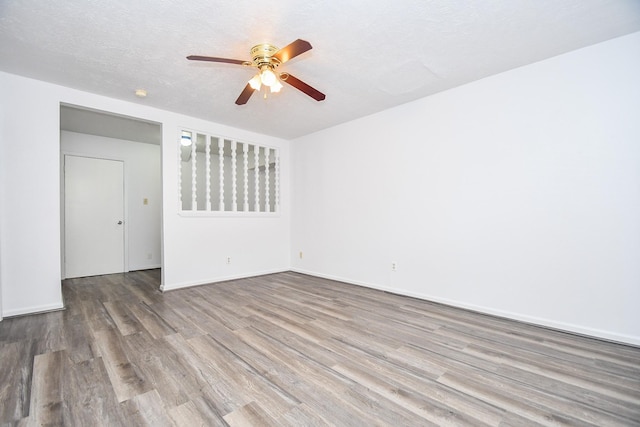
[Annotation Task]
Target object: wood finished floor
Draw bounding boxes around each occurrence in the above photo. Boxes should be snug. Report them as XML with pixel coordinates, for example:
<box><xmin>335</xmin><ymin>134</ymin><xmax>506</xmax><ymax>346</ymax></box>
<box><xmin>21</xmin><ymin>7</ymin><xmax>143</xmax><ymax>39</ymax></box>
<box><xmin>1</xmin><ymin>270</ymin><xmax>639</xmax><ymax>426</ymax></box>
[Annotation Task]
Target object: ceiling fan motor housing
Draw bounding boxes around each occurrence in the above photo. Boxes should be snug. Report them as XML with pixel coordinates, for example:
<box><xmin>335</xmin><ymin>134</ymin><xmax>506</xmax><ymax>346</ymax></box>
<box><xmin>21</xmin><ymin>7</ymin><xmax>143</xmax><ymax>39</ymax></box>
<box><xmin>250</xmin><ymin>43</ymin><xmax>280</xmax><ymax>69</ymax></box>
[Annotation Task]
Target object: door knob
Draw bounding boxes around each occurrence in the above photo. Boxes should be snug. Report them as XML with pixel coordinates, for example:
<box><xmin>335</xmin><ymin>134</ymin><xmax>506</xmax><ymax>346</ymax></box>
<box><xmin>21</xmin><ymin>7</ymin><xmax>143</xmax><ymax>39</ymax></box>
<box><xmin>117</xmin><ymin>220</ymin><xmax>123</xmax><ymax>225</ymax></box>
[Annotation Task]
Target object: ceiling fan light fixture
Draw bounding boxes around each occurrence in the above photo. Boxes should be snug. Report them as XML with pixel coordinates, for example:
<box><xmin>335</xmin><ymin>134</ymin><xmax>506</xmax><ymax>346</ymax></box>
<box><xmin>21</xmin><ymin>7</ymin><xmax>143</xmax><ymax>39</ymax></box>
<box><xmin>260</xmin><ymin>67</ymin><xmax>277</xmax><ymax>86</ymax></box>
<box><xmin>270</xmin><ymin>79</ymin><xmax>283</xmax><ymax>93</ymax></box>
<box><xmin>248</xmin><ymin>74</ymin><xmax>262</xmax><ymax>90</ymax></box>
<box><xmin>187</xmin><ymin>39</ymin><xmax>325</xmax><ymax>105</ymax></box>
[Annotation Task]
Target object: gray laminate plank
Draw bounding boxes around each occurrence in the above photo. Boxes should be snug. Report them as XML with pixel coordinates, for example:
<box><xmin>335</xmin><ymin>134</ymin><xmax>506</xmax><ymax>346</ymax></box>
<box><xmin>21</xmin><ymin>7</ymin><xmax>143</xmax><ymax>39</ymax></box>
<box><xmin>125</xmin><ymin>301</ymin><xmax>176</xmax><ymax>339</ymax></box>
<box><xmin>401</xmin><ymin>297</ymin><xmax>640</xmax><ymax>364</ymax></box>
<box><xmin>396</xmin><ymin>344</ymin><xmax>637</xmax><ymax>426</ymax></box>
<box><xmin>120</xmin><ymin>389</ymin><xmax>173</xmax><ymax>427</ymax></box>
<box><xmin>63</xmin><ymin>357</ymin><xmax>127</xmax><ymax>426</ymax></box>
<box><xmin>223</xmin><ymin>401</ymin><xmax>280</xmax><ymax>427</ymax></box>
<box><xmin>62</xmin><ymin>316</ymin><xmax>98</xmax><ymax>363</ymax></box>
<box><xmin>146</xmin><ymin>300</ymin><xmax>208</xmax><ymax>339</ymax></box>
<box><xmin>123</xmin><ymin>273</ymin><xmax>165</xmax><ymax>306</ymax></box>
<box><xmin>1</xmin><ymin>270</ymin><xmax>638</xmax><ymax>426</ymax></box>
<box><xmin>332</xmin><ymin>361</ymin><xmax>497</xmax><ymax>427</ymax></box>
<box><xmin>122</xmin><ymin>331</ymin><xmax>192</xmax><ymax>408</ymax></box>
<box><xmin>463</xmin><ymin>340</ymin><xmax>640</xmax><ymax>402</ymax></box>
<box><xmin>234</xmin><ymin>325</ymin><xmax>438</xmax><ymax>427</ymax></box>
<box><xmin>162</xmin><ymin>333</ymin><xmax>252</xmax><ymax>416</ymax></box>
<box><xmin>190</xmin><ymin>297</ymin><xmax>250</xmax><ymax>332</ymax></box>
<box><xmin>93</xmin><ymin>328</ymin><xmax>152</xmax><ymax>402</ymax></box>
<box><xmin>188</xmin><ymin>393</ymin><xmax>233</xmax><ymax>425</ymax></box>
<box><xmin>439</xmin><ymin>369</ymin><xmax>609</xmax><ymax>426</ymax></box>
<box><xmin>498</xmin><ymin>412</ymin><xmax>548</xmax><ymax>427</ymax></box>
<box><xmin>436</xmin><ymin>318</ymin><xmax>640</xmax><ymax>381</ymax></box>
<box><xmin>33</xmin><ymin>312</ymin><xmax>67</xmax><ymax>355</ymax></box>
<box><xmin>29</xmin><ymin>350</ymin><xmax>64</xmax><ymax>426</ymax></box>
<box><xmin>186</xmin><ymin>333</ymin><xmax>301</xmax><ymax>420</ymax></box>
<box><xmin>246</xmin><ymin>314</ymin><xmax>345</xmax><ymax>368</ymax></box>
<box><xmin>103</xmin><ymin>301</ymin><xmax>143</xmax><ymax>336</ymax></box>
<box><xmin>167</xmin><ymin>400</ymin><xmax>227</xmax><ymax>427</ymax></box>
<box><xmin>278</xmin><ymin>403</ymin><xmax>335</xmax><ymax>427</ymax></box>
<box><xmin>0</xmin><ymin>340</ymin><xmax>37</xmax><ymax>423</ymax></box>
<box><xmin>331</xmin><ymin>348</ymin><xmax>506</xmax><ymax>426</ymax></box>
<box><xmin>81</xmin><ymin>298</ymin><xmax>116</xmax><ymax>332</ymax></box>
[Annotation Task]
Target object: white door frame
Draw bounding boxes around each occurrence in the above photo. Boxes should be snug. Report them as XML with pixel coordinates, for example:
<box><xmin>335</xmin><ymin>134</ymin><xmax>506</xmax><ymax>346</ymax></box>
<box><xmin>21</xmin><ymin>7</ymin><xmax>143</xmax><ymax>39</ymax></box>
<box><xmin>61</xmin><ymin>151</ymin><xmax>129</xmax><ymax>279</ymax></box>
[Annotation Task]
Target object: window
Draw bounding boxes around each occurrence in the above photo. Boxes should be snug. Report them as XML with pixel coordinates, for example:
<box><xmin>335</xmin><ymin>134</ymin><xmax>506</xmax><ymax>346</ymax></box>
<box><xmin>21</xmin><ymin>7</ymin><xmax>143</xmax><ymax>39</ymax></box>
<box><xmin>179</xmin><ymin>129</ymin><xmax>279</xmax><ymax>214</ymax></box>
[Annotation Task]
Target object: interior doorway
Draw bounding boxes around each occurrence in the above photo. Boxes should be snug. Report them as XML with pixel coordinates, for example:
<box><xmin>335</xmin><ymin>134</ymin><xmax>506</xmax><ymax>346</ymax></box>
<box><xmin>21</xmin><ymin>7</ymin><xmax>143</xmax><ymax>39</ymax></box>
<box><xmin>60</xmin><ymin>104</ymin><xmax>163</xmax><ymax>285</ymax></box>
<box><xmin>64</xmin><ymin>155</ymin><xmax>125</xmax><ymax>278</ymax></box>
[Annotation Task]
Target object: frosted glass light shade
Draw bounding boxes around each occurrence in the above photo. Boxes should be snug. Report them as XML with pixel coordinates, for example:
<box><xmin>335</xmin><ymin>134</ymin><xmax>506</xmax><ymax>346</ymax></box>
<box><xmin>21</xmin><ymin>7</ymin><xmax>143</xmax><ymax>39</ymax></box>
<box><xmin>260</xmin><ymin>68</ymin><xmax>277</xmax><ymax>86</ymax></box>
<box><xmin>270</xmin><ymin>79</ymin><xmax>283</xmax><ymax>93</ymax></box>
<box><xmin>249</xmin><ymin>74</ymin><xmax>262</xmax><ymax>90</ymax></box>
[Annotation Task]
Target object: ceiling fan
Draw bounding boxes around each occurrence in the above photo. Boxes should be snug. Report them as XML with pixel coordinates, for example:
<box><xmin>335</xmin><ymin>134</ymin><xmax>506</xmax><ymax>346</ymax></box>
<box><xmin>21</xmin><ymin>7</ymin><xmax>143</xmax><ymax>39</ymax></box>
<box><xmin>187</xmin><ymin>39</ymin><xmax>326</xmax><ymax>105</ymax></box>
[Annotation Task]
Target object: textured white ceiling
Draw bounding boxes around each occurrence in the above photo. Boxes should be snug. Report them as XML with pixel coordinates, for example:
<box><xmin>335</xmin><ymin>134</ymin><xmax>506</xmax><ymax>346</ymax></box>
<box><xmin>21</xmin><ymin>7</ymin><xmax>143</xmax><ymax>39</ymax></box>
<box><xmin>2</xmin><ymin>0</ymin><xmax>639</xmax><ymax>139</ymax></box>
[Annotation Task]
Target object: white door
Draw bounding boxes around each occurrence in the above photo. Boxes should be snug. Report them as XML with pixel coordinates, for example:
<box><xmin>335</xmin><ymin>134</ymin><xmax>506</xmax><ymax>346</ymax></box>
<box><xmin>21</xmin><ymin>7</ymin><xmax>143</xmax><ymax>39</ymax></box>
<box><xmin>64</xmin><ymin>155</ymin><xmax>125</xmax><ymax>278</ymax></box>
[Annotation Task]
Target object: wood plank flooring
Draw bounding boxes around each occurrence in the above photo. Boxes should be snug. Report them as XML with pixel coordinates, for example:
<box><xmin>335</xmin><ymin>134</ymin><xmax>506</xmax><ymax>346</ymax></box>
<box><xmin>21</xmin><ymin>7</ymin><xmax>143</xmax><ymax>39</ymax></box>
<box><xmin>1</xmin><ymin>270</ymin><xmax>639</xmax><ymax>426</ymax></box>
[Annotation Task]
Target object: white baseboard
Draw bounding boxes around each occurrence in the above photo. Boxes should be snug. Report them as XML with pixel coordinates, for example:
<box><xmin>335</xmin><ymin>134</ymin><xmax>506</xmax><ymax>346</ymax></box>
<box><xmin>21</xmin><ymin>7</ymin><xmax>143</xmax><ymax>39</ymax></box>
<box><xmin>3</xmin><ymin>302</ymin><xmax>65</xmax><ymax>318</ymax></box>
<box><xmin>161</xmin><ymin>268</ymin><xmax>289</xmax><ymax>292</ymax></box>
<box><xmin>290</xmin><ymin>268</ymin><xmax>640</xmax><ymax>347</ymax></box>
<box><xmin>128</xmin><ymin>264</ymin><xmax>161</xmax><ymax>272</ymax></box>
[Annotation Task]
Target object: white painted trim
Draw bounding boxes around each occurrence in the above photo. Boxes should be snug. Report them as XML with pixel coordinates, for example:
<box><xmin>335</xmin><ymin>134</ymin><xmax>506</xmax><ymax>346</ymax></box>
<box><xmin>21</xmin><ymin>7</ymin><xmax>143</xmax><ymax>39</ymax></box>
<box><xmin>129</xmin><ymin>264</ymin><xmax>162</xmax><ymax>271</ymax></box>
<box><xmin>290</xmin><ymin>268</ymin><xmax>640</xmax><ymax>347</ymax></box>
<box><xmin>3</xmin><ymin>302</ymin><xmax>65</xmax><ymax>318</ymax></box>
<box><xmin>177</xmin><ymin>211</ymin><xmax>280</xmax><ymax>218</ymax></box>
<box><xmin>161</xmin><ymin>268</ymin><xmax>288</xmax><ymax>292</ymax></box>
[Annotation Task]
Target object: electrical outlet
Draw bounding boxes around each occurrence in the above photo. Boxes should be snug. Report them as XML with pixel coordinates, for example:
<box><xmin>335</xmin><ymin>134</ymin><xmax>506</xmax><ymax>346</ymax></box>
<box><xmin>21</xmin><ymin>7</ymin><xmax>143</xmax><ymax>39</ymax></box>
<box><xmin>299</xmin><ymin>251</ymin><xmax>303</xmax><ymax>259</ymax></box>
<box><xmin>147</xmin><ymin>253</ymin><xmax>152</xmax><ymax>260</ymax></box>
<box><xmin>391</xmin><ymin>262</ymin><xmax>397</xmax><ymax>271</ymax></box>
<box><xmin>227</xmin><ymin>256</ymin><xmax>231</xmax><ymax>264</ymax></box>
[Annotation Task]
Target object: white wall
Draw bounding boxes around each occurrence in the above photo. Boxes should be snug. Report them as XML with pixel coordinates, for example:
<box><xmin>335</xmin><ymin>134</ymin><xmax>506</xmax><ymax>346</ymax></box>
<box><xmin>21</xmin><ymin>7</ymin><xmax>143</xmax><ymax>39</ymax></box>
<box><xmin>291</xmin><ymin>32</ymin><xmax>640</xmax><ymax>345</ymax></box>
<box><xmin>162</xmin><ymin>128</ymin><xmax>290</xmax><ymax>291</ymax></box>
<box><xmin>61</xmin><ymin>131</ymin><xmax>162</xmax><ymax>272</ymax></box>
<box><xmin>0</xmin><ymin>75</ymin><xmax>64</xmax><ymax>316</ymax></box>
<box><xmin>0</xmin><ymin>71</ymin><xmax>290</xmax><ymax>316</ymax></box>
<box><xmin>0</xmin><ymin>94</ymin><xmax>5</xmax><ymax>320</ymax></box>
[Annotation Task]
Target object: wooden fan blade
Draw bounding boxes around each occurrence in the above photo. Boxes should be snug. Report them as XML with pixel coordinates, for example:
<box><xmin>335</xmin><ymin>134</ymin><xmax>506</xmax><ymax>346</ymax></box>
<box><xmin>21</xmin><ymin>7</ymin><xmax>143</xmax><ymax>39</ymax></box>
<box><xmin>273</xmin><ymin>39</ymin><xmax>312</xmax><ymax>64</ymax></box>
<box><xmin>282</xmin><ymin>73</ymin><xmax>325</xmax><ymax>101</ymax></box>
<box><xmin>187</xmin><ymin>55</ymin><xmax>247</xmax><ymax>65</ymax></box>
<box><xmin>235</xmin><ymin>83</ymin><xmax>255</xmax><ymax>105</ymax></box>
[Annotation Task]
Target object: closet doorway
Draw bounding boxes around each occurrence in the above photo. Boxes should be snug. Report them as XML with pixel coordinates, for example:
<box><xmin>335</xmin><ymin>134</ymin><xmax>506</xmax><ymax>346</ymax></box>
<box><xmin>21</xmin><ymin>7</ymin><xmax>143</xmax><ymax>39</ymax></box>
<box><xmin>64</xmin><ymin>155</ymin><xmax>125</xmax><ymax>278</ymax></box>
